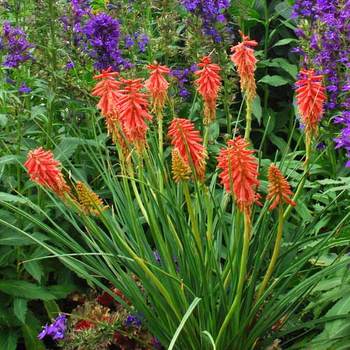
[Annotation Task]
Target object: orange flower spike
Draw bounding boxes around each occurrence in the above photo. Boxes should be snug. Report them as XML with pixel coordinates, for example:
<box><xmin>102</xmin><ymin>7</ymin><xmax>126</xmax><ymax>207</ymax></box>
<box><xmin>118</xmin><ymin>79</ymin><xmax>153</xmax><ymax>148</ymax></box>
<box><xmin>266</xmin><ymin>164</ymin><xmax>296</xmax><ymax>211</ymax></box>
<box><xmin>194</xmin><ymin>56</ymin><xmax>222</xmax><ymax>124</ymax></box>
<box><xmin>168</xmin><ymin>118</ymin><xmax>207</xmax><ymax>179</ymax></box>
<box><xmin>24</xmin><ymin>147</ymin><xmax>70</xmax><ymax>196</ymax></box>
<box><xmin>230</xmin><ymin>31</ymin><xmax>258</xmax><ymax>101</ymax></box>
<box><xmin>92</xmin><ymin>68</ymin><xmax>121</xmax><ymax>117</ymax></box>
<box><xmin>217</xmin><ymin>136</ymin><xmax>259</xmax><ymax>213</ymax></box>
<box><xmin>295</xmin><ymin>69</ymin><xmax>326</xmax><ymax>136</ymax></box>
<box><xmin>145</xmin><ymin>64</ymin><xmax>170</xmax><ymax>115</ymax></box>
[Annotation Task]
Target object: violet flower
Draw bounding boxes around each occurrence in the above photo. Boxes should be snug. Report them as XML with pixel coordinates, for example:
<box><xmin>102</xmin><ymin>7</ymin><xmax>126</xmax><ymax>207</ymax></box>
<box><xmin>124</xmin><ymin>314</ymin><xmax>142</xmax><ymax>328</ymax></box>
<box><xmin>38</xmin><ymin>314</ymin><xmax>67</xmax><ymax>341</ymax></box>
<box><xmin>18</xmin><ymin>82</ymin><xmax>31</xmax><ymax>94</ymax></box>
<box><xmin>83</xmin><ymin>12</ymin><xmax>129</xmax><ymax>71</ymax></box>
<box><xmin>180</xmin><ymin>0</ymin><xmax>231</xmax><ymax>41</ymax></box>
<box><xmin>0</xmin><ymin>21</ymin><xmax>34</xmax><ymax>68</ymax></box>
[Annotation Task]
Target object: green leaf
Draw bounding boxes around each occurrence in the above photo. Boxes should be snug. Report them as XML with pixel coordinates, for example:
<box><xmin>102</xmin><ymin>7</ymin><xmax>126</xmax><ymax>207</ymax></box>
<box><xmin>273</xmin><ymin>38</ymin><xmax>298</xmax><ymax>47</ymax></box>
<box><xmin>261</xmin><ymin>58</ymin><xmax>298</xmax><ymax>79</ymax></box>
<box><xmin>312</xmin><ymin>295</ymin><xmax>350</xmax><ymax>347</ymax></box>
<box><xmin>0</xmin><ymin>280</ymin><xmax>56</xmax><ymax>300</ymax></box>
<box><xmin>22</xmin><ymin>312</ymin><xmax>46</xmax><ymax>350</ymax></box>
<box><xmin>252</xmin><ymin>95</ymin><xmax>262</xmax><ymax>124</ymax></box>
<box><xmin>0</xmin><ymin>329</ymin><xmax>18</xmax><ymax>350</ymax></box>
<box><xmin>0</xmin><ymin>193</ymin><xmax>29</xmax><ymax>204</ymax></box>
<box><xmin>168</xmin><ymin>297</ymin><xmax>201</xmax><ymax>350</ymax></box>
<box><xmin>24</xmin><ymin>261</ymin><xmax>44</xmax><ymax>283</ymax></box>
<box><xmin>259</xmin><ymin>75</ymin><xmax>289</xmax><ymax>87</ymax></box>
<box><xmin>0</xmin><ymin>155</ymin><xmax>23</xmax><ymax>166</ymax></box>
<box><xmin>13</xmin><ymin>298</ymin><xmax>28</xmax><ymax>323</ymax></box>
<box><xmin>44</xmin><ymin>300</ymin><xmax>61</xmax><ymax>320</ymax></box>
<box><xmin>0</xmin><ymin>231</ymin><xmax>47</xmax><ymax>246</ymax></box>
<box><xmin>0</xmin><ymin>114</ymin><xmax>8</xmax><ymax>127</ymax></box>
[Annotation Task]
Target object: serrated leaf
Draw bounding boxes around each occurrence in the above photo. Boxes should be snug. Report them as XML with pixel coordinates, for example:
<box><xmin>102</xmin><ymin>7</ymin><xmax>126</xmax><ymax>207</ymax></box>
<box><xmin>13</xmin><ymin>298</ymin><xmax>28</xmax><ymax>323</ymax></box>
<box><xmin>259</xmin><ymin>75</ymin><xmax>289</xmax><ymax>87</ymax></box>
<box><xmin>0</xmin><ymin>280</ymin><xmax>56</xmax><ymax>300</ymax></box>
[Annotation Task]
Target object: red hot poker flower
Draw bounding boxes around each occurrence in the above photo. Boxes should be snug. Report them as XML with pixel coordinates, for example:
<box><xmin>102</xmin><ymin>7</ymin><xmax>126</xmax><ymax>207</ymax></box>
<box><xmin>217</xmin><ymin>136</ymin><xmax>259</xmax><ymax>213</ymax></box>
<box><xmin>194</xmin><ymin>56</ymin><xmax>221</xmax><ymax>124</ymax></box>
<box><xmin>295</xmin><ymin>69</ymin><xmax>326</xmax><ymax>136</ymax></box>
<box><xmin>230</xmin><ymin>31</ymin><xmax>258</xmax><ymax>101</ymax></box>
<box><xmin>168</xmin><ymin>118</ymin><xmax>207</xmax><ymax>180</ymax></box>
<box><xmin>118</xmin><ymin>79</ymin><xmax>153</xmax><ymax>149</ymax></box>
<box><xmin>266</xmin><ymin>164</ymin><xmax>296</xmax><ymax>211</ymax></box>
<box><xmin>24</xmin><ymin>147</ymin><xmax>70</xmax><ymax>196</ymax></box>
<box><xmin>92</xmin><ymin>68</ymin><xmax>121</xmax><ymax>117</ymax></box>
<box><xmin>145</xmin><ymin>64</ymin><xmax>170</xmax><ymax>115</ymax></box>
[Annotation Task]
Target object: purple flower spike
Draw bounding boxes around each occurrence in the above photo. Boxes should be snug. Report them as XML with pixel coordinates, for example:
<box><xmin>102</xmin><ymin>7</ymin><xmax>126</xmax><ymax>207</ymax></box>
<box><xmin>38</xmin><ymin>314</ymin><xmax>67</xmax><ymax>341</ymax></box>
<box><xmin>18</xmin><ymin>83</ymin><xmax>31</xmax><ymax>94</ymax></box>
<box><xmin>1</xmin><ymin>21</ymin><xmax>34</xmax><ymax>68</ymax></box>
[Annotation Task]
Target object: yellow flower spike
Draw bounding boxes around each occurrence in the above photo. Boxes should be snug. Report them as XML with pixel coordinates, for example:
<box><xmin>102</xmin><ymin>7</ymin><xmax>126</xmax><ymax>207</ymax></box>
<box><xmin>171</xmin><ymin>148</ymin><xmax>191</xmax><ymax>183</ymax></box>
<box><xmin>76</xmin><ymin>181</ymin><xmax>107</xmax><ymax>216</ymax></box>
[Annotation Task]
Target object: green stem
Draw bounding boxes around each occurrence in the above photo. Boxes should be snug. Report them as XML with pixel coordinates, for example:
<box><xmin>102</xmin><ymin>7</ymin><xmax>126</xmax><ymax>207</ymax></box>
<box><xmin>183</xmin><ymin>182</ymin><xmax>202</xmax><ymax>256</ymax></box>
<box><xmin>256</xmin><ymin>206</ymin><xmax>284</xmax><ymax>301</ymax></box>
<box><xmin>157</xmin><ymin>111</ymin><xmax>164</xmax><ymax>193</ymax></box>
<box><xmin>216</xmin><ymin>211</ymin><xmax>251</xmax><ymax>347</ymax></box>
<box><xmin>283</xmin><ymin>134</ymin><xmax>311</xmax><ymax>220</ymax></box>
<box><xmin>203</xmin><ymin>125</ymin><xmax>209</xmax><ymax>149</ymax></box>
<box><xmin>48</xmin><ymin>0</ymin><xmax>57</xmax><ymax>72</ymax></box>
<box><xmin>244</xmin><ymin>100</ymin><xmax>252</xmax><ymax>141</ymax></box>
<box><xmin>127</xmin><ymin>161</ymin><xmax>149</xmax><ymax>223</ymax></box>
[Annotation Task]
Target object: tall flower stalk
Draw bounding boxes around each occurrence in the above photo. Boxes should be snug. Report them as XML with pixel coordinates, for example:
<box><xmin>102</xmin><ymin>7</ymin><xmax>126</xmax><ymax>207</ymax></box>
<box><xmin>216</xmin><ymin>136</ymin><xmax>259</xmax><ymax>346</ymax></box>
<box><xmin>256</xmin><ymin>164</ymin><xmax>296</xmax><ymax>301</ymax></box>
<box><xmin>230</xmin><ymin>32</ymin><xmax>258</xmax><ymax>141</ymax></box>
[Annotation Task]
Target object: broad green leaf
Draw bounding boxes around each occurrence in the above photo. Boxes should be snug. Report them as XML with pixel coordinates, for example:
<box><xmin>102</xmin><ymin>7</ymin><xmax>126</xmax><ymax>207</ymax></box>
<box><xmin>0</xmin><ymin>114</ymin><xmax>8</xmax><ymax>127</ymax></box>
<box><xmin>0</xmin><ymin>329</ymin><xmax>18</xmax><ymax>350</ymax></box>
<box><xmin>24</xmin><ymin>261</ymin><xmax>44</xmax><ymax>283</ymax></box>
<box><xmin>311</xmin><ymin>295</ymin><xmax>350</xmax><ymax>348</ymax></box>
<box><xmin>273</xmin><ymin>38</ymin><xmax>298</xmax><ymax>47</ymax></box>
<box><xmin>252</xmin><ymin>95</ymin><xmax>262</xmax><ymax>124</ymax></box>
<box><xmin>22</xmin><ymin>312</ymin><xmax>46</xmax><ymax>350</ymax></box>
<box><xmin>44</xmin><ymin>300</ymin><xmax>61</xmax><ymax>320</ymax></box>
<box><xmin>0</xmin><ymin>193</ymin><xmax>29</xmax><ymax>204</ymax></box>
<box><xmin>0</xmin><ymin>280</ymin><xmax>56</xmax><ymax>300</ymax></box>
<box><xmin>13</xmin><ymin>298</ymin><xmax>28</xmax><ymax>323</ymax></box>
<box><xmin>259</xmin><ymin>75</ymin><xmax>289</xmax><ymax>87</ymax></box>
<box><xmin>261</xmin><ymin>58</ymin><xmax>298</xmax><ymax>78</ymax></box>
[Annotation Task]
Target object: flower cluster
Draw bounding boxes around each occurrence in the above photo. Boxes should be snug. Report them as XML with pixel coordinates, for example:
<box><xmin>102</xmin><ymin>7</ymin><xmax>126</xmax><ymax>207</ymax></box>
<box><xmin>83</xmin><ymin>13</ymin><xmax>129</xmax><ymax>71</ymax></box>
<box><xmin>170</xmin><ymin>65</ymin><xmax>197</xmax><ymax>99</ymax></box>
<box><xmin>168</xmin><ymin>118</ymin><xmax>207</xmax><ymax>181</ymax></box>
<box><xmin>123</xmin><ymin>32</ymin><xmax>149</xmax><ymax>53</ymax></box>
<box><xmin>145</xmin><ymin>64</ymin><xmax>170</xmax><ymax>114</ymax></box>
<box><xmin>230</xmin><ymin>31</ymin><xmax>258</xmax><ymax>102</ymax></box>
<box><xmin>24</xmin><ymin>148</ymin><xmax>70</xmax><ymax>196</ymax></box>
<box><xmin>0</xmin><ymin>21</ymin><xmax>33</xmax><ymax>68</ymax></box>
<box><xmin>293</xmin><ymin>0</ymin><xmax>350</xmax><ymax>166</ymax></box>
<box><xmin>180</xmin><ymin>0</ymin><xmax>231</xmax><ymax>42</ymax></box>
<box><xmin>38</xmin><ymin>314</ymin><xmax>67</xmax><ymax>341</ymax></box>
<box><xmin>217</xmin><ymin>136</ymin><xmax>259</xmax><ymax>214</ymax></box>
<box><xmin>195</xmin><ymin>56</ymin><xmax>221</xmax><ymax>124</ymax></box>
<box><xmin>266</xmin><ymin>164</ymin><xmax>295</xmax><ymax>211</ymax></box>
<box><xmin>295</xmin><ymin>69</ymin><xmax>326</xmax><ymax>137</ymax></box>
